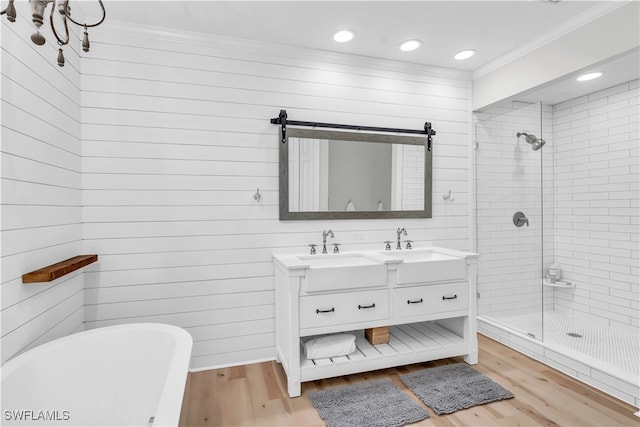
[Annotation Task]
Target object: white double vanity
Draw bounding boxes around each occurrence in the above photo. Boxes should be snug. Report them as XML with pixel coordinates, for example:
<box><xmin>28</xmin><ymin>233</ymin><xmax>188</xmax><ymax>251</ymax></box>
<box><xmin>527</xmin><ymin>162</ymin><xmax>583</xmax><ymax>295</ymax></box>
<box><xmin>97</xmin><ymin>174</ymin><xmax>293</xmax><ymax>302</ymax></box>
<box><xmin>273</xmin><ymin>246</ymin><xmax>479</xmax><ymax>397</ymax></box>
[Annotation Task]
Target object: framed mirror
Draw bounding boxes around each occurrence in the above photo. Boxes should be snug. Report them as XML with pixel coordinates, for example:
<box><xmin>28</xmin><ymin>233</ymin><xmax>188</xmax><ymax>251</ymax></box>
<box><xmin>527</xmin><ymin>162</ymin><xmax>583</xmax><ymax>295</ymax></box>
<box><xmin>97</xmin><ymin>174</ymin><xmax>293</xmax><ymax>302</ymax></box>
<box><xmin>279</xmin><ymin>128</ymin><xmax>432</xmax><ymax>220</ymax></box>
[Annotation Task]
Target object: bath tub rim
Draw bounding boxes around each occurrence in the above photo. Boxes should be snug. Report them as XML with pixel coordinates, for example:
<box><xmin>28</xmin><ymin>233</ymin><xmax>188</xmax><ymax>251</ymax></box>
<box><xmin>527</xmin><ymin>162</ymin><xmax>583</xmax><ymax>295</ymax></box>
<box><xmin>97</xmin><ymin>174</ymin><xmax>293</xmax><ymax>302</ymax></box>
<box><xmin>2</xmin><ymin>323</ymin><xmax>193</xmax><ymax>427</ymax></box>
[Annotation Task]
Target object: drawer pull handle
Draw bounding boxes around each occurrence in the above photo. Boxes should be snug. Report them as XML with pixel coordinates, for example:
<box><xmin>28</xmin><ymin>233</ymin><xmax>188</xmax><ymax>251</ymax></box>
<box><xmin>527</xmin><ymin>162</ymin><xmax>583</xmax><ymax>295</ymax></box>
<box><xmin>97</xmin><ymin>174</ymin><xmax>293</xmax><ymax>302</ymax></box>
<box><xmin>442</xmin><ymin>294</ymin><xmax>458</xmax><ymax>300</ymax></box>
<box><xmin>407</xmin><ymin>298</ymin><xmax>424</xmax><ymax>304</ymax></box>
<box><xmin>358</xmin><ymin>303</ymin><xmax>376</xmax><ymax>310</ymax></box>
<box><xmin>316</xmin><ymin>308</ymin><xmax>335</xmax><ymax>314</ymax></box>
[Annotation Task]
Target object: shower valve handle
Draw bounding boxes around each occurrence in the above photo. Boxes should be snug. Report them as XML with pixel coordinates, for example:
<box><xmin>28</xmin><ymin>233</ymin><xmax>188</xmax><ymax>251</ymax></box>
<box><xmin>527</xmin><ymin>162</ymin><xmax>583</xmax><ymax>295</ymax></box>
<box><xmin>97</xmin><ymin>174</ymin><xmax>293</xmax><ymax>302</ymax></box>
<box><xmin>513</xmin><ymin>211</ymin><xmax>529</xmax><ymax>227</ymax></box>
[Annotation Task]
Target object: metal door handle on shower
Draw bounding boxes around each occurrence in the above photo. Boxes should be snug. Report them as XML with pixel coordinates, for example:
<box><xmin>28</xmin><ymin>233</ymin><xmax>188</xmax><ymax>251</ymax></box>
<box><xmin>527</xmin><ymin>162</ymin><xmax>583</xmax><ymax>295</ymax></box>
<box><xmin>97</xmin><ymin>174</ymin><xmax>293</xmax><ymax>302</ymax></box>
<box><xmin>513</xmin><ymin>211</ymin><xmax>529</xmax><ymax>227</ymax></box>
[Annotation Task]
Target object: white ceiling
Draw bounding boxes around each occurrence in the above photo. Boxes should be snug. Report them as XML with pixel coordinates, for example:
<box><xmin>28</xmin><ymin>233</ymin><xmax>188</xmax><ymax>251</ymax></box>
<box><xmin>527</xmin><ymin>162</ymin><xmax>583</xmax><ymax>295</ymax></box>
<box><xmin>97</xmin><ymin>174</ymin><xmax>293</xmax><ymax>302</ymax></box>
<box><xmin>518</xmin><ymin>49</ymin><xmax>640</xmax><ymax>105</ymax></box>
<box><xmin>100</xmin><ymin>1</ymin><xmax>638</xmax><ymax>104</ymax></box>
<box><xmin>103</xmin><ymin>1</ymin><xmax>603</xmax><ymax>71</ymax></box>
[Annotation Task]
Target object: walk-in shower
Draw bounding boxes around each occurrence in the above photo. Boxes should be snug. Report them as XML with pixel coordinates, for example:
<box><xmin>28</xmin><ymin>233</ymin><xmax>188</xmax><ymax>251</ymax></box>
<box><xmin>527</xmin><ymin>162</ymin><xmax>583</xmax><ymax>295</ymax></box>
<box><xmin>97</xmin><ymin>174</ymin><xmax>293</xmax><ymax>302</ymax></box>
<box><xmin>474</xmin><ymin>99</ymin><xmax>639</xmax><ymax>408</ymax></box>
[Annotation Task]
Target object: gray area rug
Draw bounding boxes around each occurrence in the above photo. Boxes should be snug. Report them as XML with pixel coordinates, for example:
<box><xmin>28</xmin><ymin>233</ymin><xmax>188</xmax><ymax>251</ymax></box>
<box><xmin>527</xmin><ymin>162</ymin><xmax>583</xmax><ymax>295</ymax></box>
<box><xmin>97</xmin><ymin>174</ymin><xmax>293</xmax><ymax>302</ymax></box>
<box><xmin>400</xmin><ymin>363</ymin><xmax>514</xmax><ymax>415</ymax></box>
<box><xmin>309</xmin><ymin>378</ymin><xmax>429</xmax><ymax>427</ymax></box>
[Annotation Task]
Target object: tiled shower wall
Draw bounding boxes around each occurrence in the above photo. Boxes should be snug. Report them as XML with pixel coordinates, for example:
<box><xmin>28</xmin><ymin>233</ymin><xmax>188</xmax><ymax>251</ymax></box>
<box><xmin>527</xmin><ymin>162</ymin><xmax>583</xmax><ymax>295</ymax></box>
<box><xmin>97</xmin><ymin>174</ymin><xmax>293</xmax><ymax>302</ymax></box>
<box><xmin>474</xmin><ymin>102</ymin><xmax>554</xmax><ymax>328</ymax></box>
<box><xmin>552</xmin><ymin>79</ymin><xmax>639</xmax><ymax>333</ymax></box>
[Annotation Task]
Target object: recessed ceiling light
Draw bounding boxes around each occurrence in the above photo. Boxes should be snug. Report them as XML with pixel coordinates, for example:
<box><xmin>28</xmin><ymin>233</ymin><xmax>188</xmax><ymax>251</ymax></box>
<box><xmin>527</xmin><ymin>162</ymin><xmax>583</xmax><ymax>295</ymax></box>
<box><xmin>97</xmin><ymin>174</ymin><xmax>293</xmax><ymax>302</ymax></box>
<box><xmin>399</xmin><ymin>39</ymin><xmax>422</xmax><ymax>52</ymax></box>
<box><xmin>454</xmin><ymin>49</ymin><xmax>476</xmax><ymax>60</ymax></box>
<box><xmin>333</xmin><ymin>30</ymin><xmax>355</xmax><ymax>43</ymax></box>
<box><xmin>576</xmin><ymin>72</ymin><xmax>603</xmax><ymax>82</ymax></box>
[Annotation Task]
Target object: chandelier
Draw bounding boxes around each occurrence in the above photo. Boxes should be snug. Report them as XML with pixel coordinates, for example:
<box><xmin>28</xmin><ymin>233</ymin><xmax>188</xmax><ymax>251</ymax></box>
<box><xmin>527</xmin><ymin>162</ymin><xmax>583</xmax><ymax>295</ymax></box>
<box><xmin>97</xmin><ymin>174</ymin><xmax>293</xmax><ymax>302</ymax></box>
<box><xmin>1</xmin><ymin>0</ymin><xmax>105</xmax><ymax>67</ymax></box>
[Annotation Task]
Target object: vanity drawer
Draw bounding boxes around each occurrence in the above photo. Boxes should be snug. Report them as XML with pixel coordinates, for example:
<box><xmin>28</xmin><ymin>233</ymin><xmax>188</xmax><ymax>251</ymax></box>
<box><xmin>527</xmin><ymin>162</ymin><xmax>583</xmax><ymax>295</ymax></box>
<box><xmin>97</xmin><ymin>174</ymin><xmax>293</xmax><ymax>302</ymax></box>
<box><xmin>391</xmin><ymin>282</ymin><xmax>468</xmax><ymax>318</ymax></box>
<box><xmin>300</xmin><ymin>289</ymin><xmax>389</xmax><ymax>330</ymax></box>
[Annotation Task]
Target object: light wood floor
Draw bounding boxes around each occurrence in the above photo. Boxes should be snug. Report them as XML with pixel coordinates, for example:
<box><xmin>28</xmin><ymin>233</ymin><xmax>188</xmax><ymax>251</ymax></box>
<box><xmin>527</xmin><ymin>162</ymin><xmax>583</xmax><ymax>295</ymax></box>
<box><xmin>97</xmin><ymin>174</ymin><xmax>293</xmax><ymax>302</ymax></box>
<box><xmin>179</xmin><ymin>334</ymin><xmax>639</xmax><ymax>426</ymax></box>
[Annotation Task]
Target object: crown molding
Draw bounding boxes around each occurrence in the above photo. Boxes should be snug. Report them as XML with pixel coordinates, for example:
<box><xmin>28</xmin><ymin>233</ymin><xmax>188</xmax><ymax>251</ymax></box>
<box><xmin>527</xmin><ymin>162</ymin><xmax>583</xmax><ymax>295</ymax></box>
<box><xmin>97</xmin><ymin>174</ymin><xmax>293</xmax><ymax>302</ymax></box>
<box><xmin>472</xmin><ymin>1</ymin><xmax>632</xmax><ymax>81</ymax></box>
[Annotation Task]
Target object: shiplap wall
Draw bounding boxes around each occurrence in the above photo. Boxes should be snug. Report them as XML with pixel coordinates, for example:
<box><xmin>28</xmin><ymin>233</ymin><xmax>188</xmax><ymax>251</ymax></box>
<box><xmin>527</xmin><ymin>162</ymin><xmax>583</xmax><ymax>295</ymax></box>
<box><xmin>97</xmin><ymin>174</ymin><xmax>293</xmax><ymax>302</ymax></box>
<box><xmin>552</xmin><ymin>80</ymin><xmax>639</xmax><ymax>332</ymax></box>
<box><xmin>1</xmin><ymin>14</ymin><xmax>83</xmax><ymax>363</ymax></box>
<box><xmin>79</xmin><ymin>23</ymin><xmax>471</xmax><ymax>370</ymax></box>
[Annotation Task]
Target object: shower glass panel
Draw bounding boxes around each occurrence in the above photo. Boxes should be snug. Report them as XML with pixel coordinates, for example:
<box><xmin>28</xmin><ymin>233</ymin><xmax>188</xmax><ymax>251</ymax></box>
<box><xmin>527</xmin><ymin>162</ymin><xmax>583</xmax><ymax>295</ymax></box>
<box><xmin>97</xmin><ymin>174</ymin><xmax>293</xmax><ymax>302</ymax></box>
<box><xmin>475</xmin><ymin>102</ymin><xmax>548</xmax><ymax>340</ymax></box>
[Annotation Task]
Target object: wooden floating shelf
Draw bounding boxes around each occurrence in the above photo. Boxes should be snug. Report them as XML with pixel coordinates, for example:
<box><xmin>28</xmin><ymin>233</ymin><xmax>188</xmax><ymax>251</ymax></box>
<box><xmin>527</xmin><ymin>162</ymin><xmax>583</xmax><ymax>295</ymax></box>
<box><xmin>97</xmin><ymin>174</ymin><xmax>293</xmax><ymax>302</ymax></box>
<box><xmin>22</xmin><ymin>254</ymin><xmax>98</xmax><ymax>284</ymax></box>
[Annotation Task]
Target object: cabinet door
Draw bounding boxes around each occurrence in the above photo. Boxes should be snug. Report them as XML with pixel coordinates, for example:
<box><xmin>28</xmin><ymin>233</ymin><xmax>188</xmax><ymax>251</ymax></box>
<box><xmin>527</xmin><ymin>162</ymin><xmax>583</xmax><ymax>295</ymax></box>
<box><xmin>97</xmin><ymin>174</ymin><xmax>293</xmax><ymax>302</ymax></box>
<box><xmin>392</xmin><ymin>282</ymin><xmax>468</xmax><ymax>318</ymax></box>
<box><xmin>300</xmin><ymin>289</ymin><xmax>389</xmax><ymax>329</ymax></box>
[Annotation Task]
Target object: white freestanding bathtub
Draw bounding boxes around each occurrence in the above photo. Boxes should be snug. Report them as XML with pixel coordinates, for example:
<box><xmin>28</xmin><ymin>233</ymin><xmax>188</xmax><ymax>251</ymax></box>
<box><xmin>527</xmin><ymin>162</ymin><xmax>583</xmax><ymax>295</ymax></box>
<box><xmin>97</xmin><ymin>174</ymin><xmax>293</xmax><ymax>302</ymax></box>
<box><xmin>1</xmin><ymin>324</ymin><xmax>192</xmax><ymax>427</ymax></box>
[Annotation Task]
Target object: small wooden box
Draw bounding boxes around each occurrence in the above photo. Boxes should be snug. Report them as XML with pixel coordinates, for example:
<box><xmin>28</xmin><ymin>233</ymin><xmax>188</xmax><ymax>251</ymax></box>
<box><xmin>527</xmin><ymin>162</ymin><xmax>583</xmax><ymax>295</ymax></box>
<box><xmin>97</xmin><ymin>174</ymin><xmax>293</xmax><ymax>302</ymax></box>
<box><xmin>365</xmin><ymin>326</ymin><xmax>389</xmax><ymax>345</ymax></box>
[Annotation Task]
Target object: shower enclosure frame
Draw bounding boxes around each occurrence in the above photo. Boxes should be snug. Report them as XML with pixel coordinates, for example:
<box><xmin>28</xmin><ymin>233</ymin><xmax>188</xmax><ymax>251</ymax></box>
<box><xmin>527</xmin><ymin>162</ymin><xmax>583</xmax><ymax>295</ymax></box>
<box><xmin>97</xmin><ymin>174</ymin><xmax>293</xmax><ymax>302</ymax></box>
<box><xmin>473</xmin><ymin>101</ymin><xmax>548</xmax><ymax>340</ymax></box>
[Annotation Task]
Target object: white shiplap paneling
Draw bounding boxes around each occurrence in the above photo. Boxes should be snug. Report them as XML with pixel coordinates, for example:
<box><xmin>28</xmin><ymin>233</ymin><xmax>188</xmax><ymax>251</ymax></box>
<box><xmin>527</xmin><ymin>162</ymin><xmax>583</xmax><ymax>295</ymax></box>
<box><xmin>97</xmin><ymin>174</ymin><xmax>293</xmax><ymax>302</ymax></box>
<box><xmin>1</xmin><ymin>13</ymin><xmax>84</xmax><ymax>364</ymax></box>
<box><xmin>79</xmin><ymin>22</ymin><xmax>472</xmax><ymax>370</ymax></box>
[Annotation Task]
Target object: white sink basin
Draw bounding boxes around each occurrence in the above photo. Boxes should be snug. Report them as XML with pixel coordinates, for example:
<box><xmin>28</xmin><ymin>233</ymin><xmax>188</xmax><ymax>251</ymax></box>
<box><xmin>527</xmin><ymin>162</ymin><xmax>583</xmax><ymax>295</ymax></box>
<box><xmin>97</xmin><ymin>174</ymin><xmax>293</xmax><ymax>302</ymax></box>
<box><xmin>381</xmin><ymin>248</ymin><xmax>467</xmax><ymax>285</ymax></box>
<box><xmin>298</xmin><ymin>253</ymin><xmax>387</xmax><ymax>292</ymax></box>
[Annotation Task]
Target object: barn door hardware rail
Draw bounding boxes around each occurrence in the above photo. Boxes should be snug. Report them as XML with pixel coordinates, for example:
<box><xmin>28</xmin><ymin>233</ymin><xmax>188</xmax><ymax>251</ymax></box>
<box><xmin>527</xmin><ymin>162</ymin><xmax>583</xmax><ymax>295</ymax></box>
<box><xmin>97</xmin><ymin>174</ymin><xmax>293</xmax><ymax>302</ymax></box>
<box><xmin>270</xmin><ymin>109</ymin><xmax>436</xmax><ymax>151</ymax></box>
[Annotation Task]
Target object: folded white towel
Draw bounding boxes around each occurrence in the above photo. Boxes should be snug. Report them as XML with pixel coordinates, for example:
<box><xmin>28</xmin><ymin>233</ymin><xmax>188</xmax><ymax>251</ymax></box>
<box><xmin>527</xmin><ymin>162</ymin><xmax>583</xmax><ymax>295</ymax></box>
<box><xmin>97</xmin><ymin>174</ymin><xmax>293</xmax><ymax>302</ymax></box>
<box><xmin>304</xmin><ymin>333</ymin><xmax>356</xmax><ymax>360</ymax></box>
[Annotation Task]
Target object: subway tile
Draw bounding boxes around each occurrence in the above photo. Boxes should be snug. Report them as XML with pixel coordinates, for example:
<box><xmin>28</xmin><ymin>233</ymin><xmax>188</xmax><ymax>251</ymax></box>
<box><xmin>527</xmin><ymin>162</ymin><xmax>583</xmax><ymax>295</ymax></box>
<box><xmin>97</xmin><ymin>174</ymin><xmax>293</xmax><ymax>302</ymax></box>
<box><xmin>589</xmin><ymin>99</ymin><xmax>630</xmax><ymax>117</ymax></box>
<box><xmin>576</xmin><ymin>373</ymin><xmax>637</xmax><ymax>406</ymax></box>
<box><xmin>571</xmin><ymin>96</ymin><xmax>607</xmax><ymax>114</ymax></box>
<box><xmin>588</xmin><ymin>81</ymin><xmax>631</xmax><ymax>101</ymax></box>
<box><xmin>589</xmin><ymin>116</ymin><xmax>628</xmax><ymax>132</ymax></box>
<box><xmin>609</xmin><ymin>85</ymin><xmax>638</xmax><ymax>103</ymax></box>
<box><xmin>608</xmin><ymin>104</ymin><xmax>639</xmax><ymax>120</ymax></box>
<box><xmin>556</xmin><ymin>94</ymin><xmax>588</xmax><ymax>112</ymax></box>
<box><xmin>609</xmin><ymin>122</ymin><xmax>638</xmax><ymax>136</ymax></box>
<box><xmin>589</xmin><ymin>166</ymin><xmax>629</xmax><ymax>177</ymax></box>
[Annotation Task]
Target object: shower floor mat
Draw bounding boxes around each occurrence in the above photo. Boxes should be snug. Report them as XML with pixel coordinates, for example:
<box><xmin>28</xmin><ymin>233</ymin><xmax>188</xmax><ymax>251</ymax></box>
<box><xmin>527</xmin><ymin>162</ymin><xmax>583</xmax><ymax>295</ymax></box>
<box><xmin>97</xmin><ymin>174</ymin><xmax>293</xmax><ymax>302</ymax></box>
<box><xmin>488</xmin><ymin>311</ymin><xmax>639</xmax><ymax>377</ymax></box>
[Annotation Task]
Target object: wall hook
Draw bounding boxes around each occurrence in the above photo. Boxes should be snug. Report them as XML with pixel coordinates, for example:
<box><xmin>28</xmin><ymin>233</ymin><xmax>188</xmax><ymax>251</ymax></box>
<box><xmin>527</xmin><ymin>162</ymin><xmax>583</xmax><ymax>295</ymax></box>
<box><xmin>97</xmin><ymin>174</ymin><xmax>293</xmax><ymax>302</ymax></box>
<box><xmin>443</xmin><ymin>190</ymin><xmax>454</xmax><ymax>203</ymax></box>
<box><xmin>253</xmin><ymin>188</ymin><xmax>261</xmax><ymax>203</ymax></box>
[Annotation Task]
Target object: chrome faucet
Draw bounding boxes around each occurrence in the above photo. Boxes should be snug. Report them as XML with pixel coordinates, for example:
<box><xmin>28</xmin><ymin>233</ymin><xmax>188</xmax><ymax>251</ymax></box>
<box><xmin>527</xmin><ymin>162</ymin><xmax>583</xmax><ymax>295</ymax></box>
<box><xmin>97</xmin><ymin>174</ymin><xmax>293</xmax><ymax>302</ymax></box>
<box><xmin>322</xmin><ymin>230</ymin><xmax>335</xmax><ymax>254</ymax></box>
<box><xmin>396</xmin><ymin>228</ymin><xmax>407</xmax><ymax>250</ymax></box>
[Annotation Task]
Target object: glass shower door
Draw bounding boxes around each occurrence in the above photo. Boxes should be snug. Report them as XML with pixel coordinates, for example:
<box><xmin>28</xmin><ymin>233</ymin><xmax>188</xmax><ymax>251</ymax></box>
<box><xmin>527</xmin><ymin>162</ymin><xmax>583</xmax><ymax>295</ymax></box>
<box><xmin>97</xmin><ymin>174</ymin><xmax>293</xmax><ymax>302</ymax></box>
<box><xmin>475</xmin><ymin>102</ymin><xmax>545</xmax><ymax>340</ymax></box>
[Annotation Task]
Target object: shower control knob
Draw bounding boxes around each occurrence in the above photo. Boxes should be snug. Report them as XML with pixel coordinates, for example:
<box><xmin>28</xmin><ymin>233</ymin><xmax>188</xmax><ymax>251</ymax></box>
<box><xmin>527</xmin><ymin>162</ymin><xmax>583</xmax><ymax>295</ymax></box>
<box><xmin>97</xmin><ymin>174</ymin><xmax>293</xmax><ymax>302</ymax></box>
<box><xmin>513</xmin><ymin>211</ymin><xmax>529</xmax><ymax>227</ymax></box>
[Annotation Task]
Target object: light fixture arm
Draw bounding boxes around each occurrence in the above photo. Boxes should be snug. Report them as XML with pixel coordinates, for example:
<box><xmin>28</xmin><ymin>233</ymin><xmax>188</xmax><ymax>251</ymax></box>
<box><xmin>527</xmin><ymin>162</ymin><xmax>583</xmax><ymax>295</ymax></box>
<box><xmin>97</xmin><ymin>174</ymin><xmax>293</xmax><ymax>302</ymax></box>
<box><xmin>1</xmin><ymin>0</ymin><xmax>16</xmax><ymax>22</ymax></box>
<box><xmin>49</xmin><ymin>0</ymin><xmax>70</xmax><ymax>46</ymax></box>
<box><xmin>1</xmin><ymin>0</ymin><xmax>106</xmax><ymax>67</ymax></box>
<box><xmin>63</xmin><ymin>0</ymin><xmax>105</xmax><ymax>28</ymax></box>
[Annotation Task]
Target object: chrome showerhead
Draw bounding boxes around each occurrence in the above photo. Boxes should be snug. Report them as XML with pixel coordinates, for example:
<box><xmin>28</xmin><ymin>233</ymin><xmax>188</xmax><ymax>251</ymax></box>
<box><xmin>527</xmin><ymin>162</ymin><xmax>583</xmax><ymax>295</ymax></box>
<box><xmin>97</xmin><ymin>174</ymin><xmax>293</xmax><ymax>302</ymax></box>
<box><xmin>517</xmin><ymin>132</ymin><xmax>545</xmax><ymax>151</ymax></box>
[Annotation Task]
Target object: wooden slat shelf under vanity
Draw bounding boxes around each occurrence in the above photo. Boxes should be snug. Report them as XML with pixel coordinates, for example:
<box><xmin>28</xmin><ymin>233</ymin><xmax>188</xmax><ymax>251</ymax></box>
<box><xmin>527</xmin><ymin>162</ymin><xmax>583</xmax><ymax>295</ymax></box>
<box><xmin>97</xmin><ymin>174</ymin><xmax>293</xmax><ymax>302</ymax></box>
<box><xmin>22</xmin><ymin>254</ymin><xmax>98</xmax><ymax>283</ymax></box>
